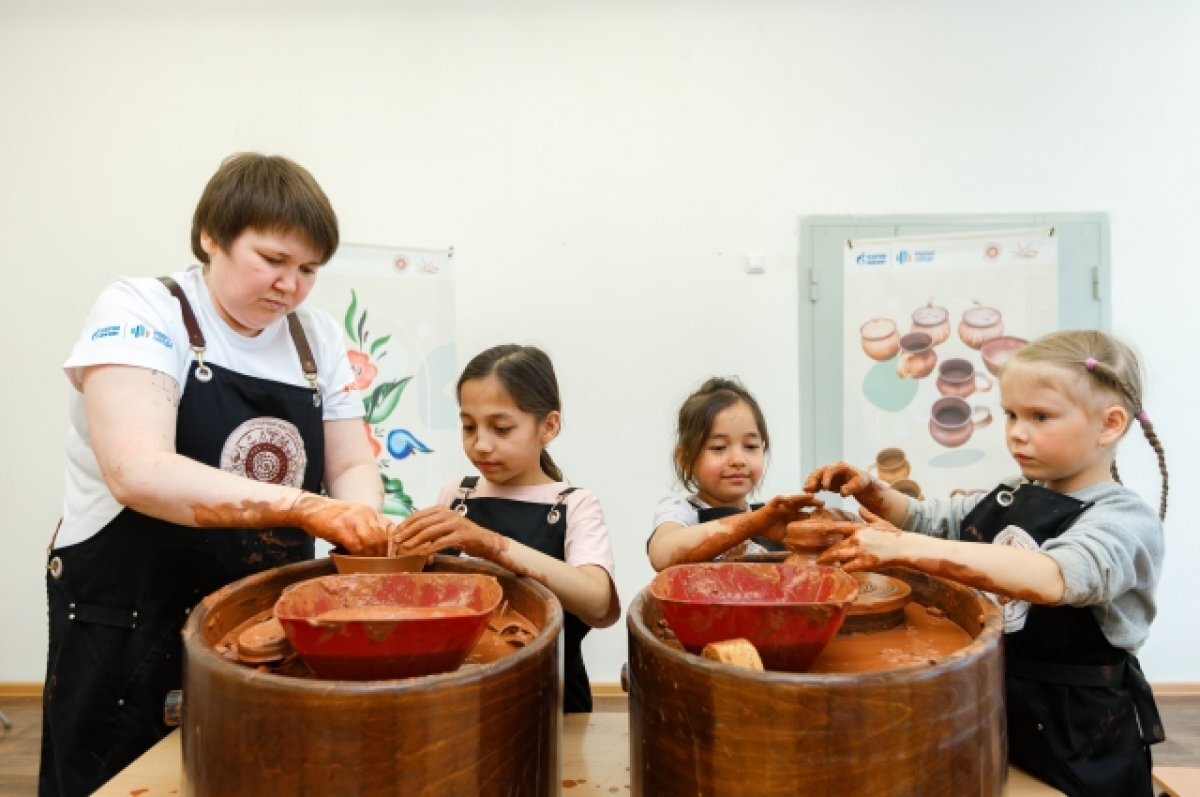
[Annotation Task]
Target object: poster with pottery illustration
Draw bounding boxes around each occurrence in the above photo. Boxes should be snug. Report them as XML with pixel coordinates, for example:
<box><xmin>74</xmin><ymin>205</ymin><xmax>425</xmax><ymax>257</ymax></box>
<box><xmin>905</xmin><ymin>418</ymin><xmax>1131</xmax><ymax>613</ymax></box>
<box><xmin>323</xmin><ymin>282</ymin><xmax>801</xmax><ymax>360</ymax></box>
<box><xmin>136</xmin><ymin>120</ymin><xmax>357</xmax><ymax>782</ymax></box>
<box><xmin>843</xmin><ymin>228</ymin><xmax>1057</xmax><ymax>501</ymax></box>
<box><xmin>306</xmin><ymin>243</ymin><xmax>459</xmax><ymax>521</ymax></box>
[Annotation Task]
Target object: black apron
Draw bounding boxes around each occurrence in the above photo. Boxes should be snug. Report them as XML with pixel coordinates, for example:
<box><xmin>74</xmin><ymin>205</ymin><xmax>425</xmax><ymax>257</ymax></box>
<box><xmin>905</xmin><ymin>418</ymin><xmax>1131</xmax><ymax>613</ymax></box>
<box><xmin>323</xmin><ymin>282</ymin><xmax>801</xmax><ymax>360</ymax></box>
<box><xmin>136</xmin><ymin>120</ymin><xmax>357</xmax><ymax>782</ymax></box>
<box><xmin>960</xmin><ymin>482</ymin><xmax>1165</xmax><ymax>797</ymax></box>
<box><xmin>691</xmin><ymin>501</ymin><xmax>787</xmax><ymax>553</ymax></box>
<box><xmin>450</xmin><ymin>476</ymin><xmax>595</xmax><ymax>713</ymax></box>
<box><xmin>40</xmin><ymin>278</ymin><xmax>324</xmax><ymax>797</ymax></box>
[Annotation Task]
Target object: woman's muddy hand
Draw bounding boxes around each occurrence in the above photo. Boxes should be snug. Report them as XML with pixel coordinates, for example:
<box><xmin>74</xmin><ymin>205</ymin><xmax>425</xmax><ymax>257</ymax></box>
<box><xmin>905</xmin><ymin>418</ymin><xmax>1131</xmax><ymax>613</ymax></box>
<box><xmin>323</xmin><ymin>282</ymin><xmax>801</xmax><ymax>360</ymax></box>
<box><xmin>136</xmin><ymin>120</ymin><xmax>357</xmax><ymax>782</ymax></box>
<box><xmin>286</xmin><ymin>494</ymin><xmax>391</xmax><ymax>555</ymax></box>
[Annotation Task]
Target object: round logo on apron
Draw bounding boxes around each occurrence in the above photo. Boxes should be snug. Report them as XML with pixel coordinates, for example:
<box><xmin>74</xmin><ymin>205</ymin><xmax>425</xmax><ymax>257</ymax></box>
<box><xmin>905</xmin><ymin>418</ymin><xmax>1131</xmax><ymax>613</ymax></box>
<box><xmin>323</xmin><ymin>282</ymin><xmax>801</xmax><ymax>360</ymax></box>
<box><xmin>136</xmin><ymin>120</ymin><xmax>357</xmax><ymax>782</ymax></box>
<box><xmin>220</xmin><ymin>417</ymin><xmax>307</xmax><ymax>486</ymax></box>
<box><xmin>992</xmin><ymin>524</ymin><xmax>1040</xmax><ymax>633</ymax></box>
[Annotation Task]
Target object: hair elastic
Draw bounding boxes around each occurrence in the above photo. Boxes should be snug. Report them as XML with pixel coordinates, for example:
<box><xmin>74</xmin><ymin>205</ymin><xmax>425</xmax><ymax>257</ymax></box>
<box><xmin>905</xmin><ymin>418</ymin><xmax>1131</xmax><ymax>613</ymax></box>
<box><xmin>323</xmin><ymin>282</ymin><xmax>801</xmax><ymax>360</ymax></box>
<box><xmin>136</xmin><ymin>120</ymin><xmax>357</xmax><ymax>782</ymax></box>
<box><xmin>1084</xmin><ymin>357</ymin><xmax>1098</xmax><ymax>371</ymax></box>
<box><xmin>1136</xmin><ymin>410</ymin><xmax>1149</xmax><ymax>423</ymax></box>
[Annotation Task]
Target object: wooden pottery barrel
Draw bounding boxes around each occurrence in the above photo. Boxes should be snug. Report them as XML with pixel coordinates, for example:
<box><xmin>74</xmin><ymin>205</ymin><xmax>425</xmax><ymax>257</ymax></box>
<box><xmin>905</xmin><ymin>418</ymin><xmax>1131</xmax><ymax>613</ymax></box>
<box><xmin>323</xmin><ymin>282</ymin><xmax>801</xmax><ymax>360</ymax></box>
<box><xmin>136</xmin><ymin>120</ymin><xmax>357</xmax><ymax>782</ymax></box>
<box><xmin>181</xmin><ymin>555</ymin><xmax>562</xmax><ymax>797</ymax></box>
<box><xmin>627</xmin><ymin>567</ymin><xmax>1005</xmax><ymax>797</ymax></box>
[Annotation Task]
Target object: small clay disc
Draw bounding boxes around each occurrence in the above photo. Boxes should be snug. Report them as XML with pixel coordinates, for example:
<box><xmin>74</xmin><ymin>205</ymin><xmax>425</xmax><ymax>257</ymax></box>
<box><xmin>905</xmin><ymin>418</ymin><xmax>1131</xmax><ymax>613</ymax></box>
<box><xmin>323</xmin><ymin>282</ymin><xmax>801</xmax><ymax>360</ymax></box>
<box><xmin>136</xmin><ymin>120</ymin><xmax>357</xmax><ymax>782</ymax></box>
<box><xmin>236</xmin><ymin>616</ymin><xmax>291</xmax><ymax>664</ymax></box>
<box><xmin>841</xmin><ymin>573</ymin><xmax>912</xmax><ymax>633</ymax></box>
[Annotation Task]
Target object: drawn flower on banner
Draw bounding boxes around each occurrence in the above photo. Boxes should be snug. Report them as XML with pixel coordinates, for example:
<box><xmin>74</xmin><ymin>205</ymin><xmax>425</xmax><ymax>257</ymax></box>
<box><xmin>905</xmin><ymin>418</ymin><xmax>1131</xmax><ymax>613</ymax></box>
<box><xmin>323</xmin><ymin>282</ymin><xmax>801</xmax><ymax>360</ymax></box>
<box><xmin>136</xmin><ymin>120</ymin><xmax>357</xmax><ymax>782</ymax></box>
<box><xmin>343</xmin><ymin>288</ymin><xmax>432</xmax><ymax>517</ymax></box>
<box><xmin>345</xmin><ymin>349</ymin><xmax>379</xmax><ymax>392</ymax></box>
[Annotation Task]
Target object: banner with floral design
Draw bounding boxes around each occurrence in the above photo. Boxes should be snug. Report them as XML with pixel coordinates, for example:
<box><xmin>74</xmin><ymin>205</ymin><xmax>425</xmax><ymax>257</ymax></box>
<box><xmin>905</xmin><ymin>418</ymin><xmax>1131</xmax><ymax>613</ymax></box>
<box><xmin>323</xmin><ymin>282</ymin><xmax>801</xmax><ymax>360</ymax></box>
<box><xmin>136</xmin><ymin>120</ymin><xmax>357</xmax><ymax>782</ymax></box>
<box><xmin>307</xmin><ymin>243</ymin><xmax>458</xmax><ymax>518</ymax></box>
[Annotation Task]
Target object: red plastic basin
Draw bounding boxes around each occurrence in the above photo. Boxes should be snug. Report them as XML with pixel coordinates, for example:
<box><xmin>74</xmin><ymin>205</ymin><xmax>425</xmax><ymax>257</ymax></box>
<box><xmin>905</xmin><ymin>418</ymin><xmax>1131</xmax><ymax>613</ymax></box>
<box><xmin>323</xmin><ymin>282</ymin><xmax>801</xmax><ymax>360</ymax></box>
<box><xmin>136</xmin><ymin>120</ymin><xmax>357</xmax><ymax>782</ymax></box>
<box><xmin>650</xmin><ymin>563</ymin><xmax>859</xmax><ymax>672</ymax></box>
<box><xmin>274</xmin><ymin>573</ymin><xmax>503</xmax><ymax>680</ymax></box>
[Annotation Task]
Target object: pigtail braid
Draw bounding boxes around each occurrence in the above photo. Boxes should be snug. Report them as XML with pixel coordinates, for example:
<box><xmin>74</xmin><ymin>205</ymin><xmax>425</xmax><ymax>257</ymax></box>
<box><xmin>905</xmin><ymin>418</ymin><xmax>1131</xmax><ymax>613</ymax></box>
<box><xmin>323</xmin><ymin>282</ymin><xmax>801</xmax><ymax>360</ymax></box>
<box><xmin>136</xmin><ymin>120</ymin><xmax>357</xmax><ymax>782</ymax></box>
<box><xmin>1139</xmin><ymin>418</ymin><xmax>1169</xmax><ymax>520</ymax></box>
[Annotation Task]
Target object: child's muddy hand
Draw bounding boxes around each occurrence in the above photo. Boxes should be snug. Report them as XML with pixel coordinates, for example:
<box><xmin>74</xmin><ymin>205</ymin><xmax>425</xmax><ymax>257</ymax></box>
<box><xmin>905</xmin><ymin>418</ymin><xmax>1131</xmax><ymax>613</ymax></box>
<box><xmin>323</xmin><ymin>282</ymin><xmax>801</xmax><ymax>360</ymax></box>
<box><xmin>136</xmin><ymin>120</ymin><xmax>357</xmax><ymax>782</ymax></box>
<box><xmin>804</xmin><ymin>462</ymin><xmax>874</xmax><ymax>497</ymax></box>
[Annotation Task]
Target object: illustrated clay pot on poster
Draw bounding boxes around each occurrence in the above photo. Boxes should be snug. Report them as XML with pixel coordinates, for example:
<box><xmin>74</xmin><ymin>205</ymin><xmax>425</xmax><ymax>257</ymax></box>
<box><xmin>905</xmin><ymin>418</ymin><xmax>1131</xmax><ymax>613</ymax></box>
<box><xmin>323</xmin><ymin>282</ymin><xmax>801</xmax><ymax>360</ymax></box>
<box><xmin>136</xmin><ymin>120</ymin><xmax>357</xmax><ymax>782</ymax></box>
<box><xmin>860</xmin><ymin>318</ymin><xmax>900</xmax><ymax>361</ymax></box>
<box><xmin>936</xmin><ymin>358</ymin><xmax>994</xmax><ymax>398</ymax></box>
<box><xmin>896</xmin><ymin>332</ymin><xmax>937</xmax><ymax>379</ymax></box>
<box><xmin>980</xmin><ymin>336</ymin><xmax>1029</xmax><ymax>377</ymax></box>
<box><xmin>958</xmin><ymin>301</ymin><xmax>1005</xmax><ymax>350</ymax></box>
<box><xmin>868</xmin><ymin>448</ymin><xmax>911</xmax><ymax>484</ymax></box>
<box><xmin>910</xmin><ymin>301</ymin><xmax>951</xmax><ymax>346</ymax></box>
<box><xmin>891</xmin><ymin>479</ymin><xmax>924</xmax><ymax>500</ymax></box>
<box><xmin>929</xmin><ymin>396</ymin><xmax>992</xmax><ymax>448</ymax></box>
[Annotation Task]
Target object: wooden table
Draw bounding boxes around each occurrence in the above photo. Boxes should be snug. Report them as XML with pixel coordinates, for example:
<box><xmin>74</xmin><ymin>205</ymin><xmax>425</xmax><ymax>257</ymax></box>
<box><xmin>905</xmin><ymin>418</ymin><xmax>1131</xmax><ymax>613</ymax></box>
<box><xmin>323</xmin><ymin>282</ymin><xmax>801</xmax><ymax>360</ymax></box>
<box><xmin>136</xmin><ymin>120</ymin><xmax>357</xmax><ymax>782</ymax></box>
<box><xmin>98</xmin><ymin>712</ymin><xmax>1063</xmax><ymax>795</ymax></box>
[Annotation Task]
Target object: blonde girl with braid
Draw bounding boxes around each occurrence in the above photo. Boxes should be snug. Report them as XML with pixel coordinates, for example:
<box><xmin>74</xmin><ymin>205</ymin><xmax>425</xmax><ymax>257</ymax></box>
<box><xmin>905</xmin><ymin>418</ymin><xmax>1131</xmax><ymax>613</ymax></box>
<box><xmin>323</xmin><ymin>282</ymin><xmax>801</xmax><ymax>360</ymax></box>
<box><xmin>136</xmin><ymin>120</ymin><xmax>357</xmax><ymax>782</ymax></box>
<box><xmin>806</xmin><ymin>329</ymin><xmax>1166</xmax><ymax>797</ymax></box>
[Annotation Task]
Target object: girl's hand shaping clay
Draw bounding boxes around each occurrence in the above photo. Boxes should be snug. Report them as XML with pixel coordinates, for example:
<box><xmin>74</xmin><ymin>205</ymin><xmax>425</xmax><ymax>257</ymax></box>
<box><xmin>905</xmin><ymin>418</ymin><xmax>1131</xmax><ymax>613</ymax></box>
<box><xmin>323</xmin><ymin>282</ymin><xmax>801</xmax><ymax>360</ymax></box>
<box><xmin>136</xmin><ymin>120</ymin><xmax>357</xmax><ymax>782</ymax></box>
<box><xmin>816</xmin><ymin>507</ymin><xmax>905</xmax><ymax>571</ymax></box>
<box><xmin>390</xmin><ymin>506</ymin><xmax>506</xmax><ymax>560</ymax></box>
<box><xmin>804</xmin><ymin>461</ymin><xmax>873</xmax><ymax>497</ymax></box>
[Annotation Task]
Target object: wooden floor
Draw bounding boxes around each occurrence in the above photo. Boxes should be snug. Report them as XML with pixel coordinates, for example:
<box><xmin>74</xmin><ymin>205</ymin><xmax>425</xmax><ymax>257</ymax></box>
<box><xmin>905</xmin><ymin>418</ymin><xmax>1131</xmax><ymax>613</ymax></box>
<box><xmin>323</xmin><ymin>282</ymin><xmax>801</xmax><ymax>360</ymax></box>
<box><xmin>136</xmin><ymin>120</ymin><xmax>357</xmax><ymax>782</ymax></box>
<box><xmin>3</xmin><ymin>694</ymin><xmax>1199</xmax><ymax>796</ymax></box>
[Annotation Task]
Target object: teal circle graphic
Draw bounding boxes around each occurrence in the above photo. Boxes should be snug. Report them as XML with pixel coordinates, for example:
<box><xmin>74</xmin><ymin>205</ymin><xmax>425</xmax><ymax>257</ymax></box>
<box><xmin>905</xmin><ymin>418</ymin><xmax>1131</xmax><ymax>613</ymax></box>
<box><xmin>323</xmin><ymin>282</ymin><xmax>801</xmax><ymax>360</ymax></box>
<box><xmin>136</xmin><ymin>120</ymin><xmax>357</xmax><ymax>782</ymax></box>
<box><xmin>861</xmin><ymin>358</ymin><xmax>919</xmax><ymax>412</ymax></box>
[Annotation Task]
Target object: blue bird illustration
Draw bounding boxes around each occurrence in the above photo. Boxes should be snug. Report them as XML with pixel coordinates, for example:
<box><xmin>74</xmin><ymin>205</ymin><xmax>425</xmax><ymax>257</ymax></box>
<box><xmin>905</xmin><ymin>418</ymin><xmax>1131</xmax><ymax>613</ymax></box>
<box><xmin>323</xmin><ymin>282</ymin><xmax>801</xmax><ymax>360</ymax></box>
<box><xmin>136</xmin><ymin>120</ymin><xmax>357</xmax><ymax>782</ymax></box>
<box><xmin>386</xmin><ymin>428</ymin><xmax>433</xmax><ymax>460</ymax></box>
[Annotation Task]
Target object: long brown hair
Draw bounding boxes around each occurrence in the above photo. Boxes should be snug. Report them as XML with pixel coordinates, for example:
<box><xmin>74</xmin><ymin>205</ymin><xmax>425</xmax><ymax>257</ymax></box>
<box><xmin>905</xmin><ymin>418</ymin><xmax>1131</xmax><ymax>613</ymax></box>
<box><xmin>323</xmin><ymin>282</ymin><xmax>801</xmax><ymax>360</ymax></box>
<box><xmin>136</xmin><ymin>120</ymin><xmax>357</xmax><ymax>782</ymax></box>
<box><xmin>457</xmin><ymin>344</ymin><xmax>564</xmax><ymax>481</ymax></box>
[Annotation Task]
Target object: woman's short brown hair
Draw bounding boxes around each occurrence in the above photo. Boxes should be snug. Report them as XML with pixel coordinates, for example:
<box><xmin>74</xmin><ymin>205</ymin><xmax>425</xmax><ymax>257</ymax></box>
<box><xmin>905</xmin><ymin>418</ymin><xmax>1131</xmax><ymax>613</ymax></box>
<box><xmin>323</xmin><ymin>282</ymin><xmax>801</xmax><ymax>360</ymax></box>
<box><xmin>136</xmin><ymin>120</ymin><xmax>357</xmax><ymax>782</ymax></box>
<box><xmin>190</xmin><ymin>153</ymin><xmax>339</xmax><ymax>264</ymax></box>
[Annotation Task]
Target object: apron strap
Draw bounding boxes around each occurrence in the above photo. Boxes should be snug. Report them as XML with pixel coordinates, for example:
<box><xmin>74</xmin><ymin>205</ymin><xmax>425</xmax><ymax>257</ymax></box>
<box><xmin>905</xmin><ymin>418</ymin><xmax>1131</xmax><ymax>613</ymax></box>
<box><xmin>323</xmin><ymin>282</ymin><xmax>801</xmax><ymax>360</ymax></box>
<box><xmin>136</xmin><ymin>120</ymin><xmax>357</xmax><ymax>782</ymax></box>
<box><xmin>157</xmin><ymin>276</ymin><xmax>205</xmax><ymax>348</ymax></box>
<box><xmin>1127</xmin><ymin>656</ymin><xmax>1167</xmax><ymax>745</ymax></box>
<box><xmin>158</xmin><ymin>276</ymin><xmax>213</xmax><ymax>382</ymax></box>
<box><xmin>285</xmin><ymin>313</ymin><xmax>320</xmax><ymax>395</ymax></box>
<box><xmin>1007</xmin><ymin>656</ymin><xmax>1127</xmax><ymax>688</ymax></box>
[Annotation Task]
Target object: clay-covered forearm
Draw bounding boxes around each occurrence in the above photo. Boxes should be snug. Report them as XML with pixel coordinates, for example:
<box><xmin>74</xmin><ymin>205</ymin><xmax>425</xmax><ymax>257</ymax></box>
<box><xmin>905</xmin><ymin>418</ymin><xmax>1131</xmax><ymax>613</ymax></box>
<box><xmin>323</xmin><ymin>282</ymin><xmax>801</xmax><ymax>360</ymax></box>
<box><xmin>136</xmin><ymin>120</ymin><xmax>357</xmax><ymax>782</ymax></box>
<box><xmin>499</xmin><ymin>544</ymin><xmax>618</xmax><ymax>627</ymax></box>
<box><xmin>896</xmin><ymin>535</ymin><xmax>1065</xmax><ymax>604</ymax></box>
<box><xmin>661</xmin><ymin>518</ymin><xmax>757</xmax><ymax>568</ymax></box>
<box><xmin>852</xmin><ymin>480</ymin><xmax>910</xmax><ymax>527</ymax></box>
<box><xmin>804</xmin><ymin>462</ymin><xmax>908</xmax><ymax>526</ymax></box>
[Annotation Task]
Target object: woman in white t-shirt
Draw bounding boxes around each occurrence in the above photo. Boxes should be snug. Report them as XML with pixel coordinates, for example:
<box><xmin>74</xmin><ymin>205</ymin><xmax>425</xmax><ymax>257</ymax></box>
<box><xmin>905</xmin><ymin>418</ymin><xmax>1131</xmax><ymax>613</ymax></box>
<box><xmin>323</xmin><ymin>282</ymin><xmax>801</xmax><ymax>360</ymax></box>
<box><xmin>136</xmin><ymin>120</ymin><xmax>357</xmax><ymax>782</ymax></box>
<box><xmin>41</xmin><ymin>154</ymin><xmax>390</xmax><ymax>797</ymax></box>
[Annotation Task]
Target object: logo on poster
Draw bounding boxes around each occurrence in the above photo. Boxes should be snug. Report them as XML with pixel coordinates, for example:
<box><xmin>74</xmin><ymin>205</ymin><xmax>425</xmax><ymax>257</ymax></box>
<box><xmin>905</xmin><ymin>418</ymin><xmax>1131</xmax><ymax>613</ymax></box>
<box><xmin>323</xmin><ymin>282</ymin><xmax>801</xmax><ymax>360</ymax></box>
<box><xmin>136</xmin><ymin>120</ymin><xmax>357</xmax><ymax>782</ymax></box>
<box><xmin>896</xmin><ymin>250</ymin><xmax>910</xmax><ymax>265</ymax></box>
<box><xmin>855</xmin><ymin>251</ymin><xmax>888</xmax><ymax>266</ymax></box>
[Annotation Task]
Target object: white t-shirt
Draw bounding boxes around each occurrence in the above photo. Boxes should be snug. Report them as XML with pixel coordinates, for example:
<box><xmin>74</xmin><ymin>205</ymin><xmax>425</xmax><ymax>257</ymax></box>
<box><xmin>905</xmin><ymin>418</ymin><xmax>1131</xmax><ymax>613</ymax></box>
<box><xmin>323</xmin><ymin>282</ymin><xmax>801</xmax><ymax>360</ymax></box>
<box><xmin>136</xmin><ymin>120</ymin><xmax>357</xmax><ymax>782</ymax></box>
<box><xmin>58</xmin><ymin>267</ymin><xmax>364</xmax><ymax>548</ymax></box>
<box><xmin>435</xmin><ymin>478</ymin><xmax>616</xmax><ymax>580</ymax></box>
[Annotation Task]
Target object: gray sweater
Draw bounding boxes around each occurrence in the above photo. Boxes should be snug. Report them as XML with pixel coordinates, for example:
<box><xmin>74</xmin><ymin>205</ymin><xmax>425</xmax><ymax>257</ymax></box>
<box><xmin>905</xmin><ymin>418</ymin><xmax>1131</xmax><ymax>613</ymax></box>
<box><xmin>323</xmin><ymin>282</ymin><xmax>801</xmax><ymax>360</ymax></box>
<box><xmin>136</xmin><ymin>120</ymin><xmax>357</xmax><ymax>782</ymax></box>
<box><xmin>902</xmin><ymin>478</ymin><xmax>1163</xmax><ymax>654</ymax></box>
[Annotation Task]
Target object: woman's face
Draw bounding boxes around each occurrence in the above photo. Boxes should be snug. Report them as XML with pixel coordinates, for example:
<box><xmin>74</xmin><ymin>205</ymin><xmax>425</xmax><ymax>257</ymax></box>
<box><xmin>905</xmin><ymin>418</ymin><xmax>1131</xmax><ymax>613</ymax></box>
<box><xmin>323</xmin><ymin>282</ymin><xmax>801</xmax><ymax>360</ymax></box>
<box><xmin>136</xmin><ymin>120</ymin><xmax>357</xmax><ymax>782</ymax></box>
<box><xmin>201</xmin><ymin>227</ymin><xmax>323</xmax><ymax>337</ymax></box>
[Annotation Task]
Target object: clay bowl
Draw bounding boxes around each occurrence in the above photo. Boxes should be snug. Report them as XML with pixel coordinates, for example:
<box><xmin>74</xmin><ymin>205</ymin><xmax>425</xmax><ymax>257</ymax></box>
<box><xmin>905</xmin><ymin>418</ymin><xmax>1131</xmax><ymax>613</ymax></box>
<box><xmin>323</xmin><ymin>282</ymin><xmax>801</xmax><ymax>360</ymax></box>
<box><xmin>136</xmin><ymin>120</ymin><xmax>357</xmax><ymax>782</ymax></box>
<box><xmin>980</xmin><ymin>335</ymin><xmax>1028</xmax><ymax>376</ymax></box>
<box><xmin>330</xmin><ymin>551</ymin><xmax>427</xmax><ymax>574</ymax></box>
<box><xmin>650</xmin><ymin>563</ymin><xmax>859</xmax><ymax>672</ymax></box>
<box><xmin>274</xmin><ymin>573</ymin><xmax>503</xmax><ymax>680</ymax></box>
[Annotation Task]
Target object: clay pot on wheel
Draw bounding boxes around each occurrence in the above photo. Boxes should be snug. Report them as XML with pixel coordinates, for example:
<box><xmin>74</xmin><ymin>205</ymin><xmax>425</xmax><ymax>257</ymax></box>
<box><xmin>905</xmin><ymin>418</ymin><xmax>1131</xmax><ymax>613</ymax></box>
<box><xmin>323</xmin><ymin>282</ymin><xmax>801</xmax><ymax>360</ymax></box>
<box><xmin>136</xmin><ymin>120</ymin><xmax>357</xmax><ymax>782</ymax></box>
<box><xmin>896</xmin><ymin>332</ymin><xmax>937</xmax><ymax>379</ymax></box>
<box><xmin>860</xmin><ymin>318</ymin><xmax>901</xmax><ymax>361</ymax></box>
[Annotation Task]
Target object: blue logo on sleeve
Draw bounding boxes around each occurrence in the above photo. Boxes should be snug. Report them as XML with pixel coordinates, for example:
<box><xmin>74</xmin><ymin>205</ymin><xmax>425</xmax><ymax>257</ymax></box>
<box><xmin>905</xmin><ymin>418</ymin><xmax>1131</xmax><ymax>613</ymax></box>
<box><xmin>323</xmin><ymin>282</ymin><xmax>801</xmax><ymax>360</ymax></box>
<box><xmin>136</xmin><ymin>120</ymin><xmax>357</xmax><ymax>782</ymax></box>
<box><xmin>91</xmin><ymin>325</ymin><xmax>121</xmax><ymax>341</ymax></box>
<box><xmin>113</xmin><ymin>323</ymin><xmax>174</xmax><ymax>349</ymax></box>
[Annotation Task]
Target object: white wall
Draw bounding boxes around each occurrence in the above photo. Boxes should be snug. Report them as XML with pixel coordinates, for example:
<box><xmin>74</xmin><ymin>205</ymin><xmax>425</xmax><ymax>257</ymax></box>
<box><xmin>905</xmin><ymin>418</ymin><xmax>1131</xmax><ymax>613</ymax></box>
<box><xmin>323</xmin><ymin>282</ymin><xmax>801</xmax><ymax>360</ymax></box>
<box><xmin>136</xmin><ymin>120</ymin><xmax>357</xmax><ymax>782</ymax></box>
<box><xmin>2</xmin><ymin>0</ymin><xmax>1197</xmax><ymax>686</ymax></box>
